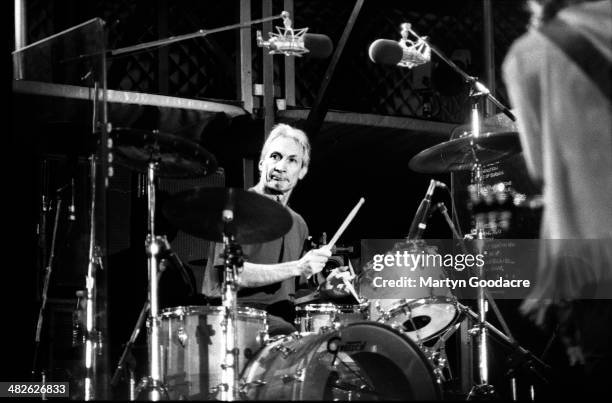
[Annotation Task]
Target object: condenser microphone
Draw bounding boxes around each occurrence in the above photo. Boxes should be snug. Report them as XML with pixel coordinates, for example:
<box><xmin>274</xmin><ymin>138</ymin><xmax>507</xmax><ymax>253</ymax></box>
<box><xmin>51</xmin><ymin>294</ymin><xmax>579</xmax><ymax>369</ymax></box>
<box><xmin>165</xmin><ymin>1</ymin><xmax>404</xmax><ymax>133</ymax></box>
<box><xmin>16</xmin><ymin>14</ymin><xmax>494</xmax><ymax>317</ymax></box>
<box><xmin>368</xmin><ymin>24</ymin><xmax>431</xmax><ymax>68</ymax></box>
<box><xmin>257</xmin><ymin>11</ymin><xmax>333</xmax><ymax>58</ymax></box>
<box><xmin>368</xmin><ymin>39</ymin><xmax>430</xmax><ymax>68</ymax></box>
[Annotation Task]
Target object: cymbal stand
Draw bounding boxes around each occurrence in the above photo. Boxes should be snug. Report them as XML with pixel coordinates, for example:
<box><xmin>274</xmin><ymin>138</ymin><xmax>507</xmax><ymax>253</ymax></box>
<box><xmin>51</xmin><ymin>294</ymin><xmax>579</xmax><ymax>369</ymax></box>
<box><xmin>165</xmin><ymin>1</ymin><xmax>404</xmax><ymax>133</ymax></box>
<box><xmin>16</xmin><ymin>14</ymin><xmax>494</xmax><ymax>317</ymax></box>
<box><xmin>217</xmin><ymin>192</ymin><xmax>243</xmax><ymax>401</ymax></box>
<box><xmin>436</xmin><ymin>202</ymin><xmax>549</xmax><ymax>398</ymax></box>
<box><xmin>135</xmin><ymin>161</ymin><xmax>169</xmax><ymax>401</ymax></box>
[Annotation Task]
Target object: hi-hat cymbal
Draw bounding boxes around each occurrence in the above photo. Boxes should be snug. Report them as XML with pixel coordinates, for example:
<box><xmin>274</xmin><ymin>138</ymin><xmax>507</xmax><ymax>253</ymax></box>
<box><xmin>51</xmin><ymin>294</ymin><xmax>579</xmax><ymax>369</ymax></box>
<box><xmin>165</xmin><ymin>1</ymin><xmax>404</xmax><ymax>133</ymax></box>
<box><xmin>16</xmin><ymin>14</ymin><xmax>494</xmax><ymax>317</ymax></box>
<box><xmin>162</xmin><ymin>187</ymin><xmax>293</xmax><ymax>244</ymax></box>
<box><xmin>409</xmin><ymin>131</ymin><xmax>521</xmax><ymax>173</ymax></box>
<box><xmin>112</xmin><ymin>127</ymin><xmax>217</xmax><ymax>178</ymax></box>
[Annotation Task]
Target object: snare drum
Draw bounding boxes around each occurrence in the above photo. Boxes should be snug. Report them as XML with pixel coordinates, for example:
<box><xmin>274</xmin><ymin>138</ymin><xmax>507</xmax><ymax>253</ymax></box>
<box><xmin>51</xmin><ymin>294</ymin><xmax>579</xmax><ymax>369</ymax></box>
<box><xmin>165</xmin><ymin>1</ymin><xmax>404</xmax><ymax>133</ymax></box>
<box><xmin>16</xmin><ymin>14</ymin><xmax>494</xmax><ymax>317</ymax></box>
<box><xmin>295</xmin><ymin>302</ymin><xmax>370</xmax><ymax>333</ymax></box>
<box><xmin>159</xmin><ymin>305</ymin><xmax>268</xmax><ymax>400</ymax></box>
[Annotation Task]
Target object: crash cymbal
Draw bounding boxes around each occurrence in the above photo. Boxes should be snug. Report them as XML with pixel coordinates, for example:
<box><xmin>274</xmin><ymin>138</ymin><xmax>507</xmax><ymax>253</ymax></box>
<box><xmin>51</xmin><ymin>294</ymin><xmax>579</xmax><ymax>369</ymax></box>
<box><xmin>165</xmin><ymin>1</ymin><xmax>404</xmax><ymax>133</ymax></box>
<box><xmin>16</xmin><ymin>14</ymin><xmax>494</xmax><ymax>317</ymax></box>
<box><xmin>112</xmin><ymin>127</ymin><xmax>217</xmax><ymax>178</ymax></box>
<box><xmin>162</xmin><ymin>187</ymin><xmax>292</xmax><ymax>244</ymax></box>
<box><xmin>409</xmin><ymin>131</ymin><xmax>521</xmax><ymax>173</ymax></box>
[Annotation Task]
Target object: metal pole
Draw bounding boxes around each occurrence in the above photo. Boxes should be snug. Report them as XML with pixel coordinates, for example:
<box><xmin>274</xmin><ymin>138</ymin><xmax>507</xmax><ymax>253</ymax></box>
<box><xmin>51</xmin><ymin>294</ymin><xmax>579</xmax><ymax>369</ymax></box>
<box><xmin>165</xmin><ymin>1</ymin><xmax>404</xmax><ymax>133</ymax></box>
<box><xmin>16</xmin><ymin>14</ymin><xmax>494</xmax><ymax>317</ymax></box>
<box><xmin>483</xmin><ymin>0</ymin><xmax>496</xmax><ymax>116</ymax></box>
<box><xmin>283</xmin><ymin>0</ymin><xmax>295</xmax><ymax>106</ymax></box>
<box><xmin>84</xmin><ymin>155</ymin><xmax>98</xmax><ymax>401</ymax></box>
<box><xmin>239</xmin><ymin>0</ymin><xmax>254</xmax><ymax>113</ymax></box>
<box><xmin>13</xmin><ymin>0</ymin><xmax>27</xmax><ymax>79</ymax></box>
<box><xmin>262</xmin><ymin>0</ymin><xmax>275</xmax><ymax>137</ymax></box>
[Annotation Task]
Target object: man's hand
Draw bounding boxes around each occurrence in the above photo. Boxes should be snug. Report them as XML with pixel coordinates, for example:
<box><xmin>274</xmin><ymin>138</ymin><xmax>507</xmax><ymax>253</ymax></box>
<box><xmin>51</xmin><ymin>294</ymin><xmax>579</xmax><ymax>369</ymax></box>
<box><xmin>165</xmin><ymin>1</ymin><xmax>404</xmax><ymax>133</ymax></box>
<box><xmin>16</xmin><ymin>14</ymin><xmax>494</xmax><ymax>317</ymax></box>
<box><xmin>320</xmin><ymin>266</ymin><xmax>354</xmax><ymax>298</ymax></box>
<box><xmin>297</xmin><ymin>246</ymin><xmax>332</xmax><ymax>277</ymax></box>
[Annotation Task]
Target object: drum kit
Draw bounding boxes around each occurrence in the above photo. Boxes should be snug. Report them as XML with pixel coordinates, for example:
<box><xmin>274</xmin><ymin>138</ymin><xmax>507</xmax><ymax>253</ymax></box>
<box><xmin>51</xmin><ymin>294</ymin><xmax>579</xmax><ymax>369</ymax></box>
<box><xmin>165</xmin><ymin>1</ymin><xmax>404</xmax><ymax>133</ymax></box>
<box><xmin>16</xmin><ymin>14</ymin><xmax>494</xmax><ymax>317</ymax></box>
<box><xmin>98</xmin><ymin>100</ymin><xmax>546</xmax><ymax>401</ymax></box>
<box><xmin>90</xmin><ymin>19</ymin><xmax>550</xmax><ymax>400</ymax></box>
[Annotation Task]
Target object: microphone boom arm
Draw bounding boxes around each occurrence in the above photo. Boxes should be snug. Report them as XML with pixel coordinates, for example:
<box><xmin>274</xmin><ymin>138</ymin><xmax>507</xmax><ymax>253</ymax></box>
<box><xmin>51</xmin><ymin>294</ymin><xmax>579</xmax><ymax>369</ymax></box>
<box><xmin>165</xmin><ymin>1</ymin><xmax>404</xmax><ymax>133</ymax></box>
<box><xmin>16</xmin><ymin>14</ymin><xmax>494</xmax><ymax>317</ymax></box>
<box><xmin>110</xmin><ymin>13</ymin><xmax>286</xmax><ymax>57</ymax></box>
<box><xmin>403</xmin><ymin>24</ymin><xmax>515</xmax><ymax>121</ymax></box>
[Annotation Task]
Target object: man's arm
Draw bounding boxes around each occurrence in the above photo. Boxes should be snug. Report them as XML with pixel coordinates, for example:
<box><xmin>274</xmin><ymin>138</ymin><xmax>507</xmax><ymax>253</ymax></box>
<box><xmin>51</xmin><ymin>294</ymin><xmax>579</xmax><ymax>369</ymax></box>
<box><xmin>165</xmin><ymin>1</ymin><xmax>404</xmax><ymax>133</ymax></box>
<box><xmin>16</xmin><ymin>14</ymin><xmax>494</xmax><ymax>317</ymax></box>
<box><xmin>237</xmin><ymin>246</ymin><xmax>331</xmax><ymax>288</ymax></box>
<box><xmin>502</xmin><ymin>34</ymin><xmax>545</xmax><ymax>184</ymax></box>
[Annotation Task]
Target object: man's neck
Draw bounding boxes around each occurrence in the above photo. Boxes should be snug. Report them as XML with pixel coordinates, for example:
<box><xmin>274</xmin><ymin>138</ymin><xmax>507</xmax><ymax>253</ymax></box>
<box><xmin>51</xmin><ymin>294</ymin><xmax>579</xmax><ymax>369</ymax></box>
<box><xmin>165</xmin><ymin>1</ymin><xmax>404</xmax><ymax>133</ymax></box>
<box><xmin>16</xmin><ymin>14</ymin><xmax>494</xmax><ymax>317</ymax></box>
<box><xmin>252</xmin><ymin>182</ymin><xmax>291</xmax><ymax>206</ymax></box>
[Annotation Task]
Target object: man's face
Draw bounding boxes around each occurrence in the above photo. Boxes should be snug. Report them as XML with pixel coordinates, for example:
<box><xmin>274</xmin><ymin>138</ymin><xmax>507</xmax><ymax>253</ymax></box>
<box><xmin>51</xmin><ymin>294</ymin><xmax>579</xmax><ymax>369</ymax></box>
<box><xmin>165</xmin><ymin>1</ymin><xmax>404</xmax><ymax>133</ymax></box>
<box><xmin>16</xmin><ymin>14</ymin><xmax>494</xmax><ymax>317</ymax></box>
<box><xmin>258</xmin><ymin>136</ymin><xmax>307</xmax><ymax>194</ymax></box>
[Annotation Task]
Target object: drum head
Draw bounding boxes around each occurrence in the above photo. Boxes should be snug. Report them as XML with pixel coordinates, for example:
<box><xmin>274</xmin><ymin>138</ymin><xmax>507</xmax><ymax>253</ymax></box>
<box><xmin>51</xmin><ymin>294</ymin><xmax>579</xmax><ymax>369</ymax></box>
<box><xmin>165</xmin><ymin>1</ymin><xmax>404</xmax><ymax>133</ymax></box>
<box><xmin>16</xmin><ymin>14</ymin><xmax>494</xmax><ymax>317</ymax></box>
<box><xmin>241</xmin><ymin>322</ymin><xmax>442</xmax><ymax>400</ymax></box>
<box><xmin>385</xmin><ymin>297</ymin><xmax>457</xmax><ymax>342</ymax></box>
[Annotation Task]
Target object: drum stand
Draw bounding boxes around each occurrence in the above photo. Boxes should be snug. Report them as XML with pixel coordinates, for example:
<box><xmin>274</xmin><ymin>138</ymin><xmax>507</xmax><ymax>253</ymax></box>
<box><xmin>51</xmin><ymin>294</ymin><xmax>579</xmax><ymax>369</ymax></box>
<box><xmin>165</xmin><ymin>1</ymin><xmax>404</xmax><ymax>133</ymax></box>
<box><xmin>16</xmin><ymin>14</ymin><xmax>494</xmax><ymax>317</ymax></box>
<box><xmin>134</xmin><ymin>161</ymin><xmax>170</xmax><ymax>401</ymax></box>
<box><xmin>437</xmin><ymin>202</ymin><xmax>549</xmax><ymax>400</ymax></box>
<box><xmin>215</xmin><ymin>192</ymin><xmax>243</xmax><ymax>401</ymax></box>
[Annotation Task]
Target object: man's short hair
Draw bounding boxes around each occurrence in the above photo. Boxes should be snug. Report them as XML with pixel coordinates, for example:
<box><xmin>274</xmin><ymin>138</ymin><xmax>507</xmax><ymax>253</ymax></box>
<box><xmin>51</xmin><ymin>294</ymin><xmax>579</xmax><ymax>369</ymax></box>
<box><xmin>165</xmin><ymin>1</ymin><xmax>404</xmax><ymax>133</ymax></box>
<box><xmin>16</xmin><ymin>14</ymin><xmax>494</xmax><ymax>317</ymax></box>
<box><xmin>259</xmin><ymin>123</ymin><xmax>311</xmax><ymax>168</ymax></box>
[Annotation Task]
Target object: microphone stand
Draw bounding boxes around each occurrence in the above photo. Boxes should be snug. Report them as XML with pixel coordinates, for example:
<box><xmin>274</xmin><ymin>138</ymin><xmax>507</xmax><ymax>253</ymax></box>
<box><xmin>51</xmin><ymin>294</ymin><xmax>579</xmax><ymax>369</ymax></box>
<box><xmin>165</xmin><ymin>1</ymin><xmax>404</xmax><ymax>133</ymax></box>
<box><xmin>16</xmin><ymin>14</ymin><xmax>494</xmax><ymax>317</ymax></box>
<box><xmin>403</xmin><ymin>24</ymin><xmax>515</xmax><ymax>123</ymax></box>
<box><xmin>66</xmin><ymin>13</ymin><xmax>286</xmax><ymax>63</ymax></box>
<box><xmin>405</xmin><ymin>24</ymin><xmax>517</xmax><ymax>397</ymax></box>
<box><xmin>32</xmin><ymin>190</ymin><xmax>63</xmax><ymax>381</ymax></box>
<box><xmin>436</xmin><ymin>203</ymin><xmax>550</xmax><ymax>398</ymax></box>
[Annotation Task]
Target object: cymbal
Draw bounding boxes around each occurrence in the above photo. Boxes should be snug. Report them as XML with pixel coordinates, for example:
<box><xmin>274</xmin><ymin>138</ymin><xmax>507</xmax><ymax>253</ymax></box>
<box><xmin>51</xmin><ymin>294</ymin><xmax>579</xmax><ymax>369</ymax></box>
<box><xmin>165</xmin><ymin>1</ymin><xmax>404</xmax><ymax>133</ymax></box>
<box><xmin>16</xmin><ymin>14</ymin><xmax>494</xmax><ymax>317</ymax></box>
<box><xmin>162</xmin><ymin>187</ymin><xmax>293</xmax><ymax>244</ymax></box>
<box><xmin>409</xmin><ymin>131</ymin><xmax>521</xmax><ymax>173</ymax></box>
<box><xmin>112</xmin><ymin>127</ymin><xmax>217</xmax><ymax>178</ymax></box>
<box><xmin>451</xmin><ymin>112</ymin><xmax>518</xmax><ymax>138</ymax></box>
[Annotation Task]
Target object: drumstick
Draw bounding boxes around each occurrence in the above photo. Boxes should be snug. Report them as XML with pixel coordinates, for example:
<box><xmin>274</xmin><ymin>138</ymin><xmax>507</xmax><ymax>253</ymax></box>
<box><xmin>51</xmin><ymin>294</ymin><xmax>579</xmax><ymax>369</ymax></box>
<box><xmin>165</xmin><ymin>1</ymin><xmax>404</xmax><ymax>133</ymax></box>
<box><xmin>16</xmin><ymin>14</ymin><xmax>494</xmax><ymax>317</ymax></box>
<box><xmin>307</xmin><ymin>197</ymin><xmax>365</xmax><ymax>280</ymax></box>
<box><xmin>347</xmin><ymin>259</ymin><xmax>356</xmax><ymax>279</ymax></box>
<box><xmin>327</xmin><ymin>197</ymin><xmax>365</xmax><ymax>250</ymax></box>
<box><xmin>342</xmin><ymin>277</ymin><xmax>362</xmax><ymax>303</ymax></box>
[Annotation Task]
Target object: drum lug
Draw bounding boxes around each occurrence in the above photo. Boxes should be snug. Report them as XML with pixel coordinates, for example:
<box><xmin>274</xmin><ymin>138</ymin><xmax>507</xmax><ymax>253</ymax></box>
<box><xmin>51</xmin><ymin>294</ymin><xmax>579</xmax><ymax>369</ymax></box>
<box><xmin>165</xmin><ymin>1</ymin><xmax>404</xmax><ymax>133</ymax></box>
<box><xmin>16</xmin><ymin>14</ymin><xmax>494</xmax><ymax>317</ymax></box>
<box><xmin>242</xmin><ymin>379</ymin><xmax>267</xmax><ymax>389</ymax></box>
<box><xmin>281</xmin><ymin>369</ymin><xmax>304</xmax><ymax>383</ymax></box>
<box><xmin>177</xmin><ymin>326</ymin><xmax>188</xmax><ymax>347</ymax></box>
<box><xmin>256</xmin><ymin>330</ymin><xmax>269</xmax><ymax>346</ymax></box>
<box><xmin>273</xmin><ymin>344</ymin><xmax>295</xmax><ymax>358</ymax></box>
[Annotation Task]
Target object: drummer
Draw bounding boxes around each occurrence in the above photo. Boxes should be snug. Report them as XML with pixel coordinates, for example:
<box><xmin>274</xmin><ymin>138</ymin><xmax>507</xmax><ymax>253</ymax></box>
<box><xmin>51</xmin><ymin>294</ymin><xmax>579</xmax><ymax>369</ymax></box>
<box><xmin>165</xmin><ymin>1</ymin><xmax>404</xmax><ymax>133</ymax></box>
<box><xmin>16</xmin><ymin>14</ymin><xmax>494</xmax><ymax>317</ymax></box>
<box><xmin>202</xmin><ymin>123</ymin><xmax>333</xmax><ymax>336</ymax></box>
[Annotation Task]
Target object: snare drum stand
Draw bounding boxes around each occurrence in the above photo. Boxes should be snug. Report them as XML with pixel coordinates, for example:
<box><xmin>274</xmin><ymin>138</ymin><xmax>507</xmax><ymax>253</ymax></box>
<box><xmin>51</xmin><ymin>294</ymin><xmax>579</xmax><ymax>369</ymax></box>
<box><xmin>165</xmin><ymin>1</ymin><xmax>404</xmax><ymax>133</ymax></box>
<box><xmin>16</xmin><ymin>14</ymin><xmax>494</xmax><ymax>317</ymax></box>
<box><xmin>135</xmin><ymin>161</ymin><xmax>169</xmax><ymax>401</ymax></box>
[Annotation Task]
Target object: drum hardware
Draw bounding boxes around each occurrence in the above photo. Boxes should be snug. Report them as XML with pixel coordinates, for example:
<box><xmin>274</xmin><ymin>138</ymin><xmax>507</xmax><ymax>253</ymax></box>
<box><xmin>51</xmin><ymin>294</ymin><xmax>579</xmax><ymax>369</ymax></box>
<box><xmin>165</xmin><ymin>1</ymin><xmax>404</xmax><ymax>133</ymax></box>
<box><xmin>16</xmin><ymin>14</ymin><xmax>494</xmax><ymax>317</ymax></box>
<box><xmin>32</xmin><ymin>185</ymin><xmax>65</xmax><ymax>381</ymax></box>
<box><xmin>405</xmin><ymin>20</ymin><xmax>520</xmax><ymax>396</ymax></box>
<box><xmin>435</xmin><ymin>202</ymin><xmax>551</xmax><ymax>396</ymax></box>
<box><xmin>218</xmin><ymin>219</ymin><xmax>243</xmax><ymax>401</ymax></box>
<box><xmin>162</xmin><ymin>187</ymin><xmax>292</xmax><ymax>400</ymax></box>
<box><xmin>111</xmin><ymin>128</ymin><xmax>218</xmax><ymax>401</ymax></box>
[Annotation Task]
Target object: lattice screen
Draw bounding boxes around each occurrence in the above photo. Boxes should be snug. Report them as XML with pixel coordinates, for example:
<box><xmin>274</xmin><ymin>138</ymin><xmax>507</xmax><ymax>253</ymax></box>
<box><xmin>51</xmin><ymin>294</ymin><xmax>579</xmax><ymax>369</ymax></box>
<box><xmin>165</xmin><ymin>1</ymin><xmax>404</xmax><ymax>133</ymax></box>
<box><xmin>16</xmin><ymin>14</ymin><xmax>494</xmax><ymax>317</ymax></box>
<box><xmin>24</xmin><ymin>0</ymin><xmax>529</xmax><ymax>123</ymax></box>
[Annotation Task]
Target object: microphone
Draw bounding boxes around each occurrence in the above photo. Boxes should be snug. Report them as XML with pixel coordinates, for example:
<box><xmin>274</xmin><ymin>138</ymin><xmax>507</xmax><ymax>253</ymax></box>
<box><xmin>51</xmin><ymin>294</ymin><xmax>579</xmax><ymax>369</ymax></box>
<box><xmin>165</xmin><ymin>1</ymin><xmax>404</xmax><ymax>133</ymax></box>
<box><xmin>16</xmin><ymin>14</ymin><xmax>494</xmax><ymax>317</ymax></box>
<box><xmin>368</xmin><ymin>23</ymin><xmax>431</xmax><ymax>68</ymax></box>
<box><xmin>257</xmin><ymin>11</ymin><xmax>333</xmax><ymax>58</ymax></box>
<box><xmin>407</xmin><ymin>179</ymin><xmax>446</xmax><ymax>240</ymax></box>
<box><xmin>68</xmin><ymin>178</ymin><xmax>76</xmax><ymax>222</ymax></box>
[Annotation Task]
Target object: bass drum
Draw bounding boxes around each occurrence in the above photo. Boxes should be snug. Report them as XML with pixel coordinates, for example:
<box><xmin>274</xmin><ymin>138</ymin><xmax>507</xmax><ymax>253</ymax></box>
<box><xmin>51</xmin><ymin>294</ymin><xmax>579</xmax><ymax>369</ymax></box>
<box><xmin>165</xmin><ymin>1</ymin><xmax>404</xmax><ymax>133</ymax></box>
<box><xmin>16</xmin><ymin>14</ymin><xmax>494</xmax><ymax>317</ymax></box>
<box><xmin>241</xmin><ymin>322</ymin><xmax>441</xmax><ymax>401</ymax></box>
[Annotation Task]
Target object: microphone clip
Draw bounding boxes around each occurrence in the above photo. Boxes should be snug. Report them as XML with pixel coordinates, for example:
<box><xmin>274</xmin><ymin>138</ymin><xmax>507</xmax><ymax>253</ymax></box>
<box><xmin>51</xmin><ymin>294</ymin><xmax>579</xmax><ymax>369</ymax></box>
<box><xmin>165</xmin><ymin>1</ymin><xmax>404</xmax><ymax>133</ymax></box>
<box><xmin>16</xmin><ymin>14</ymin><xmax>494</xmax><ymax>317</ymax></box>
<box><xmin>256</xmin><ymin>11</ymin><xmax>309</xmax><ymax>57</ymax></box>
<box><xmin>398</xmin><ymin>23</ymin><xmax>430</xmax><ymax>68</ymax></box>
